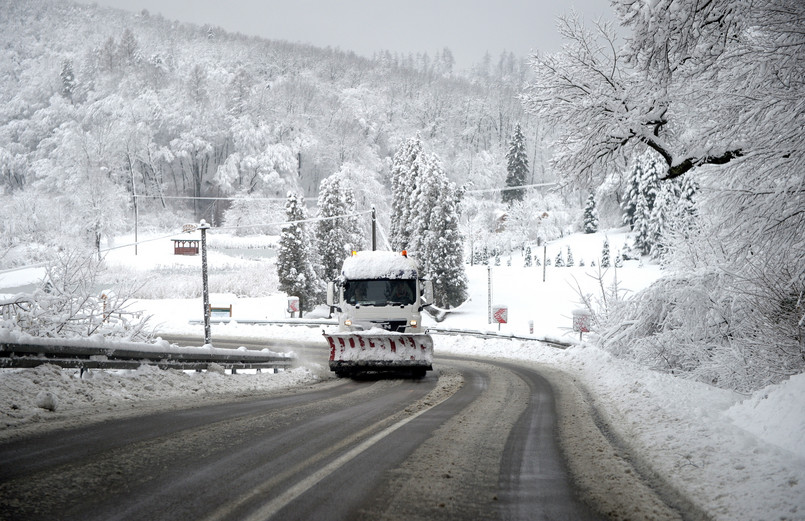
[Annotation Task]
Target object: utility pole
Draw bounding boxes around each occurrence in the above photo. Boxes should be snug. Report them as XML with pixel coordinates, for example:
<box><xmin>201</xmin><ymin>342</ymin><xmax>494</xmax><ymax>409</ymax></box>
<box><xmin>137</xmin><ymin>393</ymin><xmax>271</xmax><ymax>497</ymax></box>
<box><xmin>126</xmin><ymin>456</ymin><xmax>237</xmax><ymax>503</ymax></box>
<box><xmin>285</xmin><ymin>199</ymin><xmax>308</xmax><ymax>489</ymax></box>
<box><xmin>371</xmin><ymin>206</ymin><xmax>377</xmax><ymax>251</ymax></box>
<box><xmin>199</xmin><ymin>219</ymin><xmax>211</xmax><ymax>345</ymax></box>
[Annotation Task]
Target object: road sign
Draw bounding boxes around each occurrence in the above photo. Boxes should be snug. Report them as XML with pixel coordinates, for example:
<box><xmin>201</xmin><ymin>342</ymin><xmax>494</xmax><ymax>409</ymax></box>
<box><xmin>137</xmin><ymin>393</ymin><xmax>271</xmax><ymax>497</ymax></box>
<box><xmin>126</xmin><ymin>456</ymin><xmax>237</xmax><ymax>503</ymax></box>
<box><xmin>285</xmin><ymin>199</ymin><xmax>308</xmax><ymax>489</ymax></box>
<box><xmin>492</xmin><ymin>305</ymin><xmax>508</xmax><ymax>324</ymax></box>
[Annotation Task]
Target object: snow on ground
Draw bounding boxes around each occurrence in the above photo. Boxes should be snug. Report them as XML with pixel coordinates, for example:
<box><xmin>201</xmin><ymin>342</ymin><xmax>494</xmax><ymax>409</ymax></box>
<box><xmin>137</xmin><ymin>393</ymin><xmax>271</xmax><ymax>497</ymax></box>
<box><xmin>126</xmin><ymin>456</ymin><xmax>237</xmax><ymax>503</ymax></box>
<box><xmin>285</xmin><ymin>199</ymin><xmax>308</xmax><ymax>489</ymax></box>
<box><xmin>1</xmin><ymin>229</ymin><xmax>804</xmax><ymax>520</ymax></box>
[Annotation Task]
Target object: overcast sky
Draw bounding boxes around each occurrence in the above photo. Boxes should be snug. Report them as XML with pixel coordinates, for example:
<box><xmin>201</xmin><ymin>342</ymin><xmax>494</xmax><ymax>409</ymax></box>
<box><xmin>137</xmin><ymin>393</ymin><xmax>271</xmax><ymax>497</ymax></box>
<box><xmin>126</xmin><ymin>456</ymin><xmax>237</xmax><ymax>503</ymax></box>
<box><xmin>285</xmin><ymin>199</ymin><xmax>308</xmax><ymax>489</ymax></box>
<box><xmin>79</xmin><ymin>0</ymin><xmax>615</xmax><ymax>70</ymax></box>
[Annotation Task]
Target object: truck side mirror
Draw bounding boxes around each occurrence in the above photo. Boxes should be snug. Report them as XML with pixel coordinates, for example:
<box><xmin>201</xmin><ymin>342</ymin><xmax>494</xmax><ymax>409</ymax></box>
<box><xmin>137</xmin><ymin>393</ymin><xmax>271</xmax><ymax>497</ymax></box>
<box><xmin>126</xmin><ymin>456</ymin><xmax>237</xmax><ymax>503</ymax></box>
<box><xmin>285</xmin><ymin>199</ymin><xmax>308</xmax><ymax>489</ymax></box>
<box><xmin>422</xmin><ymin>280</ymin><xmax>434</xmax><ymax>306</ymax></box>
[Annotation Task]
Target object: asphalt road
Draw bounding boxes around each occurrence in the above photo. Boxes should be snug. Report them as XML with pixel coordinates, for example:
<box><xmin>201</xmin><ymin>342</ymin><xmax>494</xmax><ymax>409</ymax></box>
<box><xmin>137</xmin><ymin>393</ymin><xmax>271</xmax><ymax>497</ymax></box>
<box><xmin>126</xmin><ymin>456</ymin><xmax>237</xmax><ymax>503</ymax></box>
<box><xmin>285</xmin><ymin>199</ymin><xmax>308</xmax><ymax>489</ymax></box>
<box><xmin>0</xmin><ymin>334</ymin><xmax>685</xmax><ymax>520</ymax></box>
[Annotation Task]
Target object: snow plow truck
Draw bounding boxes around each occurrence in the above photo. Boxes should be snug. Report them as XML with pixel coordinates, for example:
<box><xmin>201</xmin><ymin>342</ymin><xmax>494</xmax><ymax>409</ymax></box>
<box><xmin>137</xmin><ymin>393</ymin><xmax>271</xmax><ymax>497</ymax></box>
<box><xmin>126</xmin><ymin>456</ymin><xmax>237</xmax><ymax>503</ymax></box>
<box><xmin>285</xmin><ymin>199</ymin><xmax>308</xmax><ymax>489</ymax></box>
<box><xmin>324</xmin><ymin>250</ymin><xmax>434</xmax><ymax>378</ymax></box>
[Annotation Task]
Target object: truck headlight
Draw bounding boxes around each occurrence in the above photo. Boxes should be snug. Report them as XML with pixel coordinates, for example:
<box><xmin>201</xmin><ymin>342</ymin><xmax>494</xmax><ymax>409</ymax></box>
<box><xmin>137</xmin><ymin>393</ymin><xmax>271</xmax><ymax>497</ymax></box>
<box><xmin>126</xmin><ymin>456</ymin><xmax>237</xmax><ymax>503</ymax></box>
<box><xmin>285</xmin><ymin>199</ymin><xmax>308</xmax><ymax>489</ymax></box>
<box><xmin>409</xmin><ymin>319</ymin><xmax>418</xmax><ymax>328</ymax></box>
<box><xmin>344</xmin><ymin>319</ymin><xmax>352</xmax><ymax>327</ymax></box>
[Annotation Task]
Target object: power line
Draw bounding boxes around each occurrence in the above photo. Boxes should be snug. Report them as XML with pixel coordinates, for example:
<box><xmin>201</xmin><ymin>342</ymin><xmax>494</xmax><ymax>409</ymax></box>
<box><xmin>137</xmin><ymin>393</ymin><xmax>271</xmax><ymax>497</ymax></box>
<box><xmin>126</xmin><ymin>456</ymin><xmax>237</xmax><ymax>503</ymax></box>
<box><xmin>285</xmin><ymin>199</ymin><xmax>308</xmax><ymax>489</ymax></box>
<box><xmin>134</xmin><ymin>194</ymin><xmax>319</xmax><ymax>202</ymax></box>
<box><xmin>0</xmin><ymin>209</ymin><xmax>375</xmax><ymax>276</ymax></box>
<box><xmin>465</xmin><ymin>182</ymin><xmax>557</xmax><ymax>194</ymax></box>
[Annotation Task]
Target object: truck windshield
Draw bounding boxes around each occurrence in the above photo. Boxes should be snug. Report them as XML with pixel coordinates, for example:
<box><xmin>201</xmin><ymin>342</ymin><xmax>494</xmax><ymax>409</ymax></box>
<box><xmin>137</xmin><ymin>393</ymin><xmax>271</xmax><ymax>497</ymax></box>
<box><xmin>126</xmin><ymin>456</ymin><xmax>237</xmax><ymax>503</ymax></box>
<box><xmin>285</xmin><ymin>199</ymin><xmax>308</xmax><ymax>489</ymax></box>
<box><xmin>343</xmin><ymin>279</ymin><xmax>416</xmax><ymax>306</ymax></box>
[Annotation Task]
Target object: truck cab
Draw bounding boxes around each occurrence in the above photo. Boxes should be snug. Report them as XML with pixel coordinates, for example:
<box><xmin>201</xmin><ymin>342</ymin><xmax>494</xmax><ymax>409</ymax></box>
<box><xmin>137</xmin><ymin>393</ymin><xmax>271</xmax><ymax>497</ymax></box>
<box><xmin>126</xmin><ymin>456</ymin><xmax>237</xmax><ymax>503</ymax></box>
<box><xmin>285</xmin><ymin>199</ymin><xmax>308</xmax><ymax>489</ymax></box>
<box><xmin>327</xmin><ymin>251</ymin><xmax>433</xmax><ymax>334</ymax></box>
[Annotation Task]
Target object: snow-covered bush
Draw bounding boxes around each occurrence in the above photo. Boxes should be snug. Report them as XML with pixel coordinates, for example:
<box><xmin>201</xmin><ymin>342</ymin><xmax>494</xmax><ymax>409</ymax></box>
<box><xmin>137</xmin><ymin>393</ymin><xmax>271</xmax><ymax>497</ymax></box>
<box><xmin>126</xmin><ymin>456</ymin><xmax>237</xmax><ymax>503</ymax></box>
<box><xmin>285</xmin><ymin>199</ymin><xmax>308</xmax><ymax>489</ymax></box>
<box><xmin>599</xmin><ymin>267</ymin><xmax>804</xmax><ymax>393</ymax></box>
<box><xmin>6</xmin><ymin>251</ymin><xmax>151</xmax><ymax>340</ymax></box>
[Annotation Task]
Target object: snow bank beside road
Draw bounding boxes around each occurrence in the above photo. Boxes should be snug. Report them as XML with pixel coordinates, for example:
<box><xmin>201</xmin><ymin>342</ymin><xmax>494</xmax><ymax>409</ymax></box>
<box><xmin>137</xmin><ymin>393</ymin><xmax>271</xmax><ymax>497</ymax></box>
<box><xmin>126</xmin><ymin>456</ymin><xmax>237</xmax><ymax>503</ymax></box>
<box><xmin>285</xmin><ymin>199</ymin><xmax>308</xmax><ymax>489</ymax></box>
<box><xmin>437</xmin><ymin>336</ymin><xmax>805</xmax><ymax>521</ymax></box>
<box><xmin>726</xmin><ymin>372</ymin><xmax>805</xmax><ymax>459</ymax></box>
<box><xmin>0</xmin><ymin>363</ymin><xmax>323</xmax><ymax>440</ymax></box>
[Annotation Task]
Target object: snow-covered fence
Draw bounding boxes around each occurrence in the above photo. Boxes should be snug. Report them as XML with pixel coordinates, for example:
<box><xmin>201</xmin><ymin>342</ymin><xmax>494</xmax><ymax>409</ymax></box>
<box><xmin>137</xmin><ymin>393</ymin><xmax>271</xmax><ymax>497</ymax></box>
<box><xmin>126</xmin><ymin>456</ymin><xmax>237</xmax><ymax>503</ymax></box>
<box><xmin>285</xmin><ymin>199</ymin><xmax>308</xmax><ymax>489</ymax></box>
<box><xmin>0</xmin><ymin>340</ymin><xmax>294</xmax><ymax>372</ymax></box>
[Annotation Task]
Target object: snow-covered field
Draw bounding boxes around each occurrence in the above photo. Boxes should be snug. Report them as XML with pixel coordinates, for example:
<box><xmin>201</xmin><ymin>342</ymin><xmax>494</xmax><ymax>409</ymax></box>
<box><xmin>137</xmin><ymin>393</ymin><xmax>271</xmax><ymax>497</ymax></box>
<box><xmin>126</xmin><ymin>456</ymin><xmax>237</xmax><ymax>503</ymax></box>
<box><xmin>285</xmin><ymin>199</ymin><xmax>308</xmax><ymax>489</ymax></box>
<box><xmin>1</xmin><ymin>230</ymin><xmax>803</xmax><ymax>520</ymax></box>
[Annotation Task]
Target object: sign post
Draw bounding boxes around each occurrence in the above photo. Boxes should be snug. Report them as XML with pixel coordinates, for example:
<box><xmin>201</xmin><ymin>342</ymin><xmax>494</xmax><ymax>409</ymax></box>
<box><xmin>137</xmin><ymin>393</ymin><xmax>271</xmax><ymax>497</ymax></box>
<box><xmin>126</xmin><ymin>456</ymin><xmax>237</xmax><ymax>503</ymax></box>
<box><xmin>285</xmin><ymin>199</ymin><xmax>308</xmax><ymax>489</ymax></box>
<box><xmin>492</xmin><ymin>305</ymin><xmax>508</xmax><ymax>331</ymax></box>
<box><xmin>572</xmin><ymin>308</ymin><xmax>591</xmax><ymax>341</ymax></box>
<box><xmin>287</xmin><ymin>296</ymin><xmax>300</xmax><ymax>318</ymax></box>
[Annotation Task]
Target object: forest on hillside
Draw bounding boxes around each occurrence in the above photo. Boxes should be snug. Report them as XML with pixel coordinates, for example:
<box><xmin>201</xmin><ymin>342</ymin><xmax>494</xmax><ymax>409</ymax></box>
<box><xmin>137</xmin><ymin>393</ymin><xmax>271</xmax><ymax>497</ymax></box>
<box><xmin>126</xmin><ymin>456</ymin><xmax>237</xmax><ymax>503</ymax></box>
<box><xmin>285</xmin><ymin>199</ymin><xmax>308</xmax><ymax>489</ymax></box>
<box><xmin>0</xmin><ymin>0</ymin><xmax>554</xmax><ymax>260</ymax></box>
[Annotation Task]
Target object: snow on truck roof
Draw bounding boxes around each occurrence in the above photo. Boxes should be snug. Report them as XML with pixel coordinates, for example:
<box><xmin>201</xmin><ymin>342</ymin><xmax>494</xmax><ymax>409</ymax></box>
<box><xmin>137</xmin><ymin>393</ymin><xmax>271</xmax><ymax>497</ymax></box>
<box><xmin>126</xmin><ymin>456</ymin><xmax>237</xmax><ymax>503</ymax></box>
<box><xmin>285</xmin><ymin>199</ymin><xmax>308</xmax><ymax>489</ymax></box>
<box><xmin>341</xmin><ymin>250</ymin><xmax>420</xmax><ymax>280</ymax></box>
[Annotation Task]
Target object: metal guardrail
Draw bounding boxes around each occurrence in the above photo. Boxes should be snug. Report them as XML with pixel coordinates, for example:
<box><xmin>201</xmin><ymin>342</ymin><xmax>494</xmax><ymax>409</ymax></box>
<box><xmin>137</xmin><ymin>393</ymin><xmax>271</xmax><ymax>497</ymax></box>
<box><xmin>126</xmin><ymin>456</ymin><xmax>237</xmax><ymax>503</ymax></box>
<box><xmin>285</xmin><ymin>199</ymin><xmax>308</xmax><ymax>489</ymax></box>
<box><xmin>188</xmin><ymin>318</ymin><xmax>338</xmax><ymax>327</ymax></box>
<box><xmin>426</xmin><ymin>327</ymin><xmax>574</xmax><ymax>348</ymax></box>
<box><xmin>191</xmin><ymin>317</ymin><xmax>575</xmax><ymax>348</ymax></box>
<box><xmin>0</xmin><ymin>341</ymin><xmax>294</xmax><ymax>372</ymax></box>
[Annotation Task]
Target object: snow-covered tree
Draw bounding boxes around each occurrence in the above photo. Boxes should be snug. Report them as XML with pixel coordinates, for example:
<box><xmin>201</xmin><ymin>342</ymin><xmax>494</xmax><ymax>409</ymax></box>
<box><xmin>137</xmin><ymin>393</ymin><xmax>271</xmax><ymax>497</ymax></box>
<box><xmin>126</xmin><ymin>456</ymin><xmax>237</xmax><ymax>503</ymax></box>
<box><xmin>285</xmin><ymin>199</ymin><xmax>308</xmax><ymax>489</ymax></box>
<box><xmin>523</xmin><ymin>1</ymin><xmax>805</xmax><ymax>388</ymax></box>
<box><xmin>503</xmin><ymin>123</ymin><xmax>529</xmax><ymax>204</ymax></box>
<box><xmin>223</xmin><ymin>197</ymin><xmax>283</xmax><ymax>236</ymax></box>
<box><xmin>315</xmin><ymin>172</ymin><xmax>364</xmax><ymax>282</ymax></box>
<box><xmin>60</xmin><ymin>59</ymin><xmax>76</xmax><ymax>103</ymax></box>
<box><xmin>583</xmin><ymin>193</ymin><xmax>598</xmax><ymax>233</ymax></box>
<box><xmin>524</xmin><ymin>246</ymin><xmax>532</xmax><ymax>267</ymax></box>
<box><xmin>648</xmin><ymin>181</ymin><xmax>680</xmax><ymax>259</ymax></box>
<box><xmin>276</xmin><ymin>192</ymin><xmax>323</xmax><ymax>313</ymax></box>
<box><xmin>601</xmin><ymin>238</ymin><xmax>611</xmax><ymax>268</ymax></box>
<box><xmin>555</xmin><ymin>250</ymin><xmax>565</xmax><ymax>267</ymax></box>
<box><xmin>566</xmin><ymin>246</ymin><xmax>575</xmax><ymax>267</ymax></box>
<box><xmin>389</xmin><ymin>139</ymin><xmax>467</xmax><ymax>308</ymax></box>
<box><xmin>389</xmin><ymin>135</ymin><xmax>424</xmax><ymax>251</ymax></box>
<box><xmin>414</xmin><ymin>154</ymin><xmax>468</xmax><ymax>308</ymax></box>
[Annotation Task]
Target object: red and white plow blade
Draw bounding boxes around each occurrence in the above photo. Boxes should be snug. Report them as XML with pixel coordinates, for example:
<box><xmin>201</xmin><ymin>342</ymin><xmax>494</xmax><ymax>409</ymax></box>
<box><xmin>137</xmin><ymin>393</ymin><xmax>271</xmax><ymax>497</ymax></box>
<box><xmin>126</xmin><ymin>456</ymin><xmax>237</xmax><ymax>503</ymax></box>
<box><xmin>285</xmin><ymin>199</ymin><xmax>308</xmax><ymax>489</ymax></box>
<box><xmin>324</xmin><ymin>332</ymin><xmax>433</xmax><ymax>368</ymax></box>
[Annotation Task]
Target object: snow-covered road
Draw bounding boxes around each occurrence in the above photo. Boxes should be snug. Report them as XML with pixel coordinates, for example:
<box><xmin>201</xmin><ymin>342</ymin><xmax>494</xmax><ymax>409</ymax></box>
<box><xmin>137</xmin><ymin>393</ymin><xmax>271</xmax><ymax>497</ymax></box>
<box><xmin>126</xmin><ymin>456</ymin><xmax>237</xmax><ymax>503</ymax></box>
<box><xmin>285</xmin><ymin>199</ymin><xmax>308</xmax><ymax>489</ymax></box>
<box><xmin>0</xmin><ymin>354</ymin><xmax>685</xmax><ymax>520</ymax></box>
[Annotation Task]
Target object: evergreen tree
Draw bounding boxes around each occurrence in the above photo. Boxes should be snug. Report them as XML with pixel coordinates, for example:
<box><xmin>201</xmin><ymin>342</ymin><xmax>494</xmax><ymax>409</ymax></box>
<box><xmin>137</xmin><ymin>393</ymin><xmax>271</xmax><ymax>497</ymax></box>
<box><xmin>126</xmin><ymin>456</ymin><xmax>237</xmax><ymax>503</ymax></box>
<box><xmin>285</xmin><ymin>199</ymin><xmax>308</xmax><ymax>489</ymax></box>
<box><xmin>389</xmin><ymin>135</ymin><xmax>423</xmax><ymax>251</ymax></box>
<box><xmin>583</xmin><ymin>193</ymin><xmax>598</xmax><ymax>233</ymax></box>
<box><xmin>621</xmin><ymin>160</ymin><xmax>643</xmax><ymax>229</ymax></box>
<box><xmin>277</xmin><ymin>192</ymin><xmax>323</xmax><ymax>314</ymax></box>
<box><xmin>524</xmin><ymin>246</ymin><xmax>532</xmax><ymax>267</ymax></box>
<box><xmin>555</xmin><ymin>250</ymin><xmax>565</xmax><ymax>267</ymax></box>
<box><xmin>315</xmin><ymin>172</ymin><xmax>363</xmax><ymax>282</ymax></box>
<box><xmin>566</xmin><ymin>246</ymin><xmax>574</xmax><ymax>267</ymax></box>
<box><xmin>601</xmin><ymin>238</ymin><xmax>611</xmax><ymax>267</ymax></box>
<box><xmin>416</xmin><ymin>155</ymin><xmax>468</xmax><ymax>308</ymax></box>
<box><xmin>390</xmin><ymin>139</ymin><xmax>468</xmax><ymax>308</ymax></box>
<box><xmin>503</xmin><ymin>123</ymin><xmax>529</xmax><ymax>205</ymax></box>
<box><xmin>632</xmin><ymin>153</ymin><xmax>662</xmax><ymax>255</ymax></box>
<box><xmin>648</xmin><ymin>181</ymin><xmax>679</xmax><ymax>259</ymax></box>
<box><xmin>60</xmin><ymin>59</ymin><xmax>75</xmax><ymax>103</ymax></box>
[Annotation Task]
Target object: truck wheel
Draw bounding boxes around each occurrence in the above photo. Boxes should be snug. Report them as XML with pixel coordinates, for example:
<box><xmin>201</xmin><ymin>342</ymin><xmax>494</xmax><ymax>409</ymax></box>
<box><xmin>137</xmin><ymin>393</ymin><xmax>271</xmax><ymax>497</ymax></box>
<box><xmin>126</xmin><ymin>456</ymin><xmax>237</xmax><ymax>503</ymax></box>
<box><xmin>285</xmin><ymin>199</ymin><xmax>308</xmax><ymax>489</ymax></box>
<box><xmin>411</xmin><ymin>368</ymin><xmax>426</xmax><ymax>379</ymax></box>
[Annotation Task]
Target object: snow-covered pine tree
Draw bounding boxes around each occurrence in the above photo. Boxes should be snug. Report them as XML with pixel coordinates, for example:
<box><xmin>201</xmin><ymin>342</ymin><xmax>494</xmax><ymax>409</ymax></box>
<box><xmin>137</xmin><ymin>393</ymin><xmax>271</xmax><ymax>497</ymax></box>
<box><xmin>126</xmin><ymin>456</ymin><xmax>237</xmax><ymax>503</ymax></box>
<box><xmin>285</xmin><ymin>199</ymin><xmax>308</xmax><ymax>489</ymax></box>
<box><xmin>277</xmin><ymin>192</ymin><xmax>323</xmax><ymax>314</ymax></box>
<box><xmin>503</xmin><ymin>123</ymin><xmax>529</xmax><ymax>205</ymax></box>
<box><xmin>633</xmin><ymin>193</ymin><xmax>652</xmax><ymax>256</ymax></box>
<box><xmin>414</xmin><ymin>153</ymin><xmax>468</xmax><ymax>308</ymax></box>
<box><xmin>601</xmin><ymin>238</ymin><xmax>611</xmax><ymax>267</ymax></box>
<box><xmin>632</xmin><ymin>153</ymin><xmax>662</xmax><ymax>255</ymax></box>
<box><xmin>555</xmin><ymin>249</ymin><xmax>565</xmax><ymax>267</ymax></box>
<box><xmin>566</xmin><ymin>246</ymin><xmax>574</xmax><ymax>267</ymax></box>
<box><xmin>390</xmin><ymin>135</ymin><xmax>423</xmax><ymax>251</ymax></box>
<box><xmin>583</xmin><ymin>193</ymin><xmax>598</xmax><ymax>233</ymax></box>
<box><xmin>316</xmin><ymin>172</ymin><xmax>363</xmax><ymax>282</ymax></box>
<box><xmin>60</xmin><ymin>59</ymin><xmax>75</xmax><ymax>103</ymax></box>
<box><xmin>673</xmin><ymin>174</ymin><xmax>699</xmax><ymax>233</ymax></box>
<box><xmin>524</xmin><ymin>246</ymin><xmax>532</xmax><ymax>267</ymax></box>
<box><xmin>648</xmin><ymin>181</ymin><xmax>680</xmax><ymax>259</ymax></box>
<box><xmin>621</xmin><ymin>160</ymin><xmax>643</xmax><ymax>229</ymax></box>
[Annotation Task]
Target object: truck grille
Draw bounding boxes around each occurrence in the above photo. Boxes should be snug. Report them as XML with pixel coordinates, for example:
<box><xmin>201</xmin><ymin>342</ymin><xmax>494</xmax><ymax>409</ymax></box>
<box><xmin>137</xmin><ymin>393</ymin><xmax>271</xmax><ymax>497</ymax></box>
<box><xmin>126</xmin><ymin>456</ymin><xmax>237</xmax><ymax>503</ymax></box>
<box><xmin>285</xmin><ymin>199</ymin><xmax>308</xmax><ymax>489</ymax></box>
<box><xmin>372</xmin><ymin>320</ymin><xmax>407</xmax><ymax>332</ymax></box>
